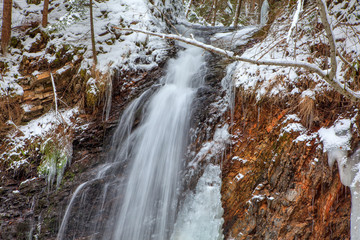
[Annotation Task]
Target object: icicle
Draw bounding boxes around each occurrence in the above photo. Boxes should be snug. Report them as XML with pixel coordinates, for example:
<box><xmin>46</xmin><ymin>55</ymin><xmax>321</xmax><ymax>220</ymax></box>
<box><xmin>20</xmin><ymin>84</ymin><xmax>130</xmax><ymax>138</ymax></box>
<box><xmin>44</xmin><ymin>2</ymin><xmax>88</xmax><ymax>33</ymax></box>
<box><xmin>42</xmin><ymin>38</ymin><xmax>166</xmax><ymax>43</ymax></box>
<box><xmin>50</xmin><ymin>71</ymin><xmax>58</xmax><ymax>116</ymax></box>
<box><xmin>319</xmin><ymin>118</ymin><xmax>360</xmax><ymax>239</ymax></box>
<box><xmin>260</xmin><ymin>0</ymin><xmax>269</xmax><ymax>26</ymax></box>
<box><xmin>102</xmin><ymin>74</ymin><xmax>113</xmax><ymax>122</ymax></box>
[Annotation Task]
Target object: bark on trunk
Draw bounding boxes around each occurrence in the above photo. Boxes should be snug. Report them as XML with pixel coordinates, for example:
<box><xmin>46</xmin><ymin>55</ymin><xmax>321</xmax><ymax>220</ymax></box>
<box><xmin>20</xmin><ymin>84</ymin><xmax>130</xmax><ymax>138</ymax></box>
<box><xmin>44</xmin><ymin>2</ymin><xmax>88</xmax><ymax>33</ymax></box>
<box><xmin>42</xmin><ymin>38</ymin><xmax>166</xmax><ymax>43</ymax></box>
<box><xmin>1</xmin><ymin>0</ymin><xmax>12</xmax><ymax>55</ymax></box>
<box><xmin>42</xmin><ymin>0</ymin><xmax>50</xmax><ymax>27</ymax></box>
<box><xmin>90</xmin><ymin>0</ymin><xmax>97</xmax><ymax>65</ymax></box>
<box><xmin>316</xmin><ymin>0</ymin><xmax>337</xmax><ymax>80</ymax></box>
<box><xmin>233</xmin><ymin>0</ymin><xmax>242</xmax><ymax>27</ymax></box>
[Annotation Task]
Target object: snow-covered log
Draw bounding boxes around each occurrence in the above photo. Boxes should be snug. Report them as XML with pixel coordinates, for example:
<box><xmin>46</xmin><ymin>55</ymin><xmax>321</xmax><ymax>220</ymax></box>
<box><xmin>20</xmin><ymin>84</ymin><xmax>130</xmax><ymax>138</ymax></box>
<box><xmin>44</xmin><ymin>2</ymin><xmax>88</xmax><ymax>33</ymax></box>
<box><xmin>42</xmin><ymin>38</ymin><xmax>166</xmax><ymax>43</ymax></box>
<box><xmin>113</xmin><ymin>25</ymin><xmax>360</xmax><ymax>102</ymax></box>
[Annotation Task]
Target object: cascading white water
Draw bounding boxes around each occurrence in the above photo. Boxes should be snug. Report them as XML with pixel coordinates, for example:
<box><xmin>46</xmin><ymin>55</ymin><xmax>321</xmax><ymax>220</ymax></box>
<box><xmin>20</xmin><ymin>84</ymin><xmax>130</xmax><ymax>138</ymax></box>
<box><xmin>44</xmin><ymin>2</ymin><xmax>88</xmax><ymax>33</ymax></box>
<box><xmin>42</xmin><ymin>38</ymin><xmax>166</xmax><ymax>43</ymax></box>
<box><xmin>171</xmin><ymin>164</ymin><xmax>224</xmax><ymax>240</ymax></box>
<box><xmin>109</xmin><ymin>46</ymin><xmax>206</xmax><ymax>240</ymax></box>
<box><xmin>57</xmin><ymin>44</ymin><xmax>227</xmax><ymax>240</ymax></box>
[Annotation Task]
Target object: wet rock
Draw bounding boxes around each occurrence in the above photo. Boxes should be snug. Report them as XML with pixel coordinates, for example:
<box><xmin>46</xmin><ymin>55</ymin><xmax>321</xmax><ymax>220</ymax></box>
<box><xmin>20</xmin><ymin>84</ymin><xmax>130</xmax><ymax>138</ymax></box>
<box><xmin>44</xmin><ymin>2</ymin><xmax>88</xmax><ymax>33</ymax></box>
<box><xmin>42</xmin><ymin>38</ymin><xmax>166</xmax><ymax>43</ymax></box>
<box><xmin>221</xmin><ymin>90</ymin><xmax>352</xmax><ymax>239</ymax></box>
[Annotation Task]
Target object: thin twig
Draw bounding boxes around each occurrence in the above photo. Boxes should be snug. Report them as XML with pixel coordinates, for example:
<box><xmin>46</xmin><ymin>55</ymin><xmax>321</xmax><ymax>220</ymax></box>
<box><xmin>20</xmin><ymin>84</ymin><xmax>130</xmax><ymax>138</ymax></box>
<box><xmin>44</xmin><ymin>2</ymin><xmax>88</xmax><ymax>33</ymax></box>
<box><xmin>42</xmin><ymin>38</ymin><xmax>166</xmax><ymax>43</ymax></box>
<box><xmin>150</xmin><ymin>3</ymin><xmax>180</xmax><ymax>36</ymax></box>
<box><xmin>337</xmin><ymin>49</ymin><xmax>357</xmax><ymax>71</ymax></box>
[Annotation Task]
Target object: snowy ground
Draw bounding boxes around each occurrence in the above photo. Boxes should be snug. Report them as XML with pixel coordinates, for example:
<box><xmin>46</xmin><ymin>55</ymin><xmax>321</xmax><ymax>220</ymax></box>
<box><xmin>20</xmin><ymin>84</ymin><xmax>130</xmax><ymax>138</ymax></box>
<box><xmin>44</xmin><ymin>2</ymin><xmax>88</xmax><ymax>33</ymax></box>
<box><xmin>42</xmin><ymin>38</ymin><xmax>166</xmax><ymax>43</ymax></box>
<box><xmin>231</xmin><ymin>1</ymin><xmax>360</xmax><ymax>237</ymax></box>
<box><xmin>234</xmin><ymin>0</ymin><xmax>360</xmax><ymax>101</ymax></box>
<box><xmin>233</xmin><ymin>0</ymin><xmax>360</xmax><ymax>152</ymax></box>
<box><xmin>0</xmin><ymin>0</ymin><xmax>177</xmax><ymax>187</ymax></box>
<box><xmin>0</xmin><ymin>0</ymin><xmax>173</xmax><ymax>97</ymax></box>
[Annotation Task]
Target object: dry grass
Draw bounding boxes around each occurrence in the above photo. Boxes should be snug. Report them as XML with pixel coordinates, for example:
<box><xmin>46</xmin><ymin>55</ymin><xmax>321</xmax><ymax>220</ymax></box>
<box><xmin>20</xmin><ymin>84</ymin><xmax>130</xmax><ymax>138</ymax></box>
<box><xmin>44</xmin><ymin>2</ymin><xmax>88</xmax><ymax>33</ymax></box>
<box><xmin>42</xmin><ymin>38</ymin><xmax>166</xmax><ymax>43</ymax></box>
<box><xmin>298</xmin><ymin>95</ymin><xmax>316</xmax><ymax>129</ymax></box>
<box><xmin>0</xmin><ymin>98</ymin><xmax>23</xmax><ymax>138</ymax></box>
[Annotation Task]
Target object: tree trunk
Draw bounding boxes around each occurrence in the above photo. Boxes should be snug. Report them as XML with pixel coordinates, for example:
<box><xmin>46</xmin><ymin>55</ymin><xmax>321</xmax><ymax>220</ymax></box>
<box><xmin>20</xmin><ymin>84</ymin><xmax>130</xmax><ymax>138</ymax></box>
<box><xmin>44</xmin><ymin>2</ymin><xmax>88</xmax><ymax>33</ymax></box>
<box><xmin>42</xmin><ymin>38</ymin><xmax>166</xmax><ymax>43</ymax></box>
<box><xmin>258</xmin><ymin>0</ymin><xmax>263</xmax><ymax>24</ymax></box>
<box><xmin>211</xmin><ymin>0</ymin><xmax>218</xmax><ymax>26</ymax></box>
<box><xmin>89</xmin><ymin>0</ymin><xmax>97</xmax><ymax>65</ymax></box>
<box><xmin>42</xmin><ymin>0</ymin><xmax>49</xmax><ymax>27</ymax></box>
<box><xmin>233</xmin><ymin>0</ymin><xmax>242</xmax><ymax>27</ymax></box>
<box><xmin>1</xmin><ymin>0</ymin><xmax>12</xmax><ymax>55</ymax></box>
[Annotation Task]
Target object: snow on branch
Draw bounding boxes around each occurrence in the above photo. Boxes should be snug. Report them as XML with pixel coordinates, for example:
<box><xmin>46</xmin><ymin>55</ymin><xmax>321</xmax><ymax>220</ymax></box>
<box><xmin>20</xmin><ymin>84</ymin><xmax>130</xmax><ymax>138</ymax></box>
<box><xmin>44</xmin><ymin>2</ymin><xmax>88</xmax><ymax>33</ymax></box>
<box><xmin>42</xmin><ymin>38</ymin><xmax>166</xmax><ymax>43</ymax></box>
<box><xmin>316</xmin><ymin>0</ymin><xmax>337</xmax><ymax>81</ymax></box>
<box><xmin>286</xmin><ymin>0</ymin><xmax>303</xmax><ymax>42</ymax></box>
<box><xmin>111</xmin><ymin>21</ymin><xmax>360</xmax><ymax>102</ymax></box>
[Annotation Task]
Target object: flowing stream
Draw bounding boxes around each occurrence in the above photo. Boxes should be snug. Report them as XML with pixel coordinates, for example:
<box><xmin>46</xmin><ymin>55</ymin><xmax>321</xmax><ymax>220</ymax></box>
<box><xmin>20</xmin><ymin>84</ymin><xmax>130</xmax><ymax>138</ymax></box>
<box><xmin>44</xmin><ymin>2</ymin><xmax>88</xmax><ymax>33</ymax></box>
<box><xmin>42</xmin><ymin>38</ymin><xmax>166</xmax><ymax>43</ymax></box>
<box><xmin>57</xmin><ymin>45</ymin><xmax>225</xmax><ymax>240</ymax></box>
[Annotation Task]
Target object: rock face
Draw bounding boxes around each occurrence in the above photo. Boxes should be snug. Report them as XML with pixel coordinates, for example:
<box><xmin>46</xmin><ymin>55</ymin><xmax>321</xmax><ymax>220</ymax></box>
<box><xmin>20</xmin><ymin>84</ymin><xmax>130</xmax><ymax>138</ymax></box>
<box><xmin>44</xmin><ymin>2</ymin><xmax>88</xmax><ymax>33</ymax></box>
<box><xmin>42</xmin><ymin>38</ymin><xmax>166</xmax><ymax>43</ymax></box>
<box><xmin>0</xmin><ymin>61</ymin><xmax>167</xmax><ymax>239</ymax></box>
<box><xmin>220</xmin><ymin>89</ymin><xmax>358</xmax><ymax>239</ymax></box>
<box><xmin>1</xmin><ymin>12</ymin><xmax>358</xmax><ymax>240</ymax></box>
<box><xmin>0</xmin><ymin>36</ymin><xmax>230</xmax><ymax>239</ymax></box>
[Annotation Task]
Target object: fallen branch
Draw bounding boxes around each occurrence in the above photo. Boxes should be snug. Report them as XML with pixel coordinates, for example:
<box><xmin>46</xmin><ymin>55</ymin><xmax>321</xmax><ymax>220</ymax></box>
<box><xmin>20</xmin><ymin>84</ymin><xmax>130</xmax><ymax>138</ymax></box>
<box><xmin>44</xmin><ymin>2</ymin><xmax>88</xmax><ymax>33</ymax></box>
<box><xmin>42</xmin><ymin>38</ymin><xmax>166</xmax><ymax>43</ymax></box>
<box><xmin>111</xmin><ymin>25</ymin><xmax>360</xmax><ymax>102</ymax></box>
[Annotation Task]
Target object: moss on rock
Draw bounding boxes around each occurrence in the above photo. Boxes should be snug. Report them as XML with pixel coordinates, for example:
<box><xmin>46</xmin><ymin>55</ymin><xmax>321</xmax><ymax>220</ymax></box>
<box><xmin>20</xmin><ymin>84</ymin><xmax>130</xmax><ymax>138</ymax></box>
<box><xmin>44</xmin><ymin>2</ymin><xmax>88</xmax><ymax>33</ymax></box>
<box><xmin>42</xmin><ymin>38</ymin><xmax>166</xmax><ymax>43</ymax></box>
<box><xmin>38</xmin><ymin>138</ymin><xmax>71</xmax><ymax>190</ymax></box>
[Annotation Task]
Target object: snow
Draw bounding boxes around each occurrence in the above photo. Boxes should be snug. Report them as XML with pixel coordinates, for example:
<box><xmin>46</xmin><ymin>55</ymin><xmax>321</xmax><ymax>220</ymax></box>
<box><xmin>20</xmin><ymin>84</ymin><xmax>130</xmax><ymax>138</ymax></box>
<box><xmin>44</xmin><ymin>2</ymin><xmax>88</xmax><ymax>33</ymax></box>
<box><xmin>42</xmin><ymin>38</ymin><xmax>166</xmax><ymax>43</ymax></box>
<box><xmin>1</xmin><ymin>0</ymin><xmax>180</xmax><ymax>189</ymax></box>
<box><xmin>9</xmin><ymin>159</ymin><xmax>30</xmax><ymax>171</ymax></box>
<box><xmin>229</xmin><ymin>11</ymin><xmax>360</xmax><ymax>238</ymax></box>
<box><xmin>22</xmin><ymin>104</ymin><xmax>33</xmax><ymax>112</ymax></box>
<box><xmin>286</xmin><ymin>0</ymin><xmax>303</xmax><ymax>43</ymax></box>
<box><xmin>282</xmin><ymin>122</ymin><xmax>305</xmax><ymax>134</ymax></box>
<box><xmin>251</xmin><ymin>195</ymin><xmax>265</xmax><ymax>202</ymax></box>
<box><xmin>231</xmin><ymin>156</ymin><xmax>248</xmax><ymax>164</ymax></box>
<box><xmin>295</xmin><ymin>132</ymin><xmax>318</xmax><ymax>144</ymax></box>
<box><xmin>0</xmin><ymin>0</ymin><xmax>359</xmax><ymax>237</ymax></box>
<box><xmin>233</xmin><ymin>0</ymin><xmax>360</xmax><ymax>102</ymax></box>
<box><xmin>1</xmin><ymin>108</ymin><xmax>79</xmax><ymax>171</ymax></box>
<box><xmin>279</xmin><ymin>114</ymin><xmax>307</xmax><ymax>139</ymax></box>
<box><xmin>301</xmin><ymin>89</ymin><xmax>315</xmax><ymax>100</ymax></box>
<box><xmin>20</xmin><ymin>177</ymin><xmax>38</xmax><ymax>187</ymax></box>
<box><xmin>20</xmin><ymin>108</ymin><xmax>77</xmax><ymax>138</ymax></box>
<box><xmin>317</xmin><ymin>116</ymin><xmax>360</xmax><ymax>239</ymax></box>
<box><xmin>284</xmin><ymin>114</ymin><xmax>301</xmax><ymax>122</ymax></box>
<box><xmin>234</xmin><ymin>173</ymin><xmax>244</xmax><ymax>182</ymax></box>
<box><xmin>318</xmin><ymin>119</ymin><xmax>352</xmax><ymax>155</ymax></box>
<box><xmin>0</xmin><ymin>0</ymin><xmax>172</xmax><ymax>97</ymax></box>
<box><xmin>210</xmin><ymin>26</ymin><xmax>258</xmax><ymax>48</ymax></box>
<box><xmin>189</xmin><ymin>124</ymin><xmax>230</xmax><ymax>168</ymax></box>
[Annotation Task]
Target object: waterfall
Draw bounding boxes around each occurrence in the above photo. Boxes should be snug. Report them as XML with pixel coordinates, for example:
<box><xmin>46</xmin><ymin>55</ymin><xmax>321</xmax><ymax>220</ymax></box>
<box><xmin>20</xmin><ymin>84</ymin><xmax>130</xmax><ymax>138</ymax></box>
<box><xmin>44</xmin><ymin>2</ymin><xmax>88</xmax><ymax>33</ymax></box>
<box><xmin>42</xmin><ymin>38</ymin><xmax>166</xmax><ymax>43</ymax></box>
<box><xmin>109</xmin><ymin>46</ymin><xmax>206</xmax><ymax>240</ymax></box>
<box><xmin>57</xmin><ymin>45</ymin><xmax>225</xmax><ymax>239</ymax></box>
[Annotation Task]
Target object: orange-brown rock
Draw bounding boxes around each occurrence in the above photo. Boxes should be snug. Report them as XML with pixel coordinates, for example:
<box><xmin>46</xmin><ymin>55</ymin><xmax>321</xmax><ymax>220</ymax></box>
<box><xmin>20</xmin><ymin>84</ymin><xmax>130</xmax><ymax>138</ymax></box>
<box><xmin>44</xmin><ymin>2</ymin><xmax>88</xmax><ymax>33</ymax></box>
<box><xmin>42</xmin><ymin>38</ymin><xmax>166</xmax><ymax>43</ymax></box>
<box><xmin>221</xmin><ymin>91</ymin><xmax>355</xmax><ymax>239</ymax></box>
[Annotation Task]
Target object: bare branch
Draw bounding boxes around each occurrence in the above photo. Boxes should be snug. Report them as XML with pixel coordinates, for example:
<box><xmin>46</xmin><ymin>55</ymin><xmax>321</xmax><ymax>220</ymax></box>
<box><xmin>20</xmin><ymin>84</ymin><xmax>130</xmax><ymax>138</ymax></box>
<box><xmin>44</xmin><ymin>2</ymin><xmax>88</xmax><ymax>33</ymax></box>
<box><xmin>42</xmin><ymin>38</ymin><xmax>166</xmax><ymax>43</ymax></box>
<box><xmin>316</xmin><ymin>0</ymin><xmax>337</xmax><ymax>80</ymax></box>
<box><xmin>111</xmin><ymin>26</ymin><xmax>360</xmax><ymax>102</ymax></box>
<box><xmin>112</xmin><ymin>26</ymin><xmax>326</xmax><ymax>75</ymax></box>
<box><xmin>185</xmin><ymin>0</ymin><xmax>193</xmax><ymax>18</ymax></box>
<box><xmin>337</xmin><ymin>49</ymin><xmax>357</xmax><ymax>71</ymax></box>
<box><xmin>112</xmin><ymin>26</ymin><xmax>236</xmax><ymax>58</ymax></box>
